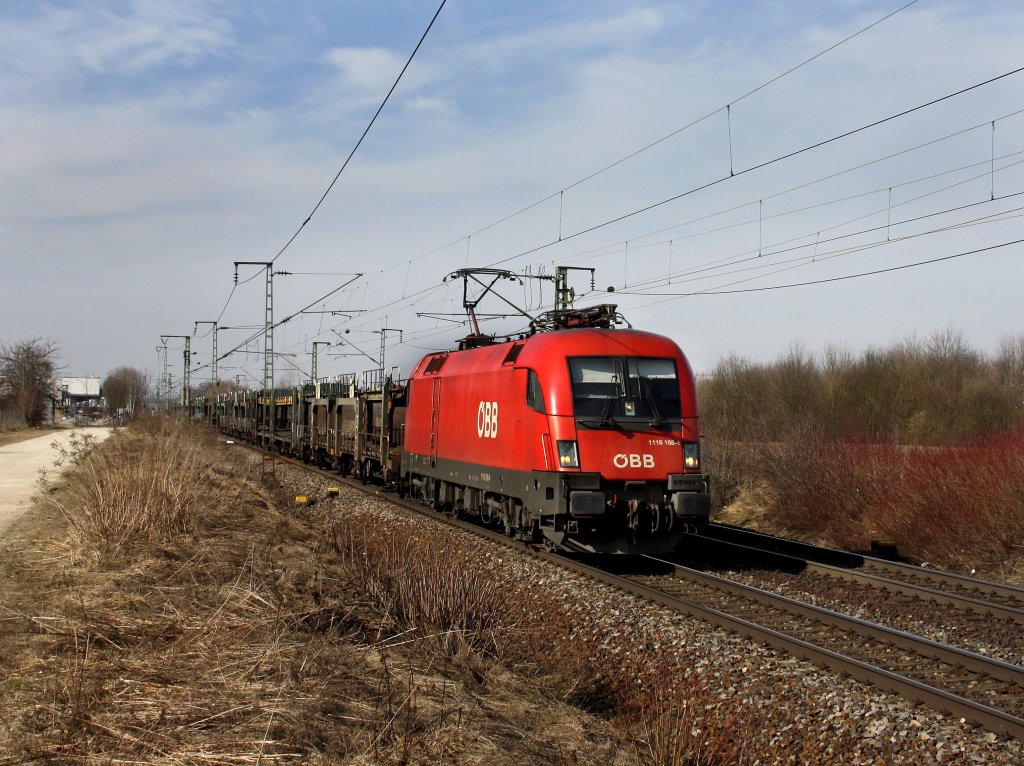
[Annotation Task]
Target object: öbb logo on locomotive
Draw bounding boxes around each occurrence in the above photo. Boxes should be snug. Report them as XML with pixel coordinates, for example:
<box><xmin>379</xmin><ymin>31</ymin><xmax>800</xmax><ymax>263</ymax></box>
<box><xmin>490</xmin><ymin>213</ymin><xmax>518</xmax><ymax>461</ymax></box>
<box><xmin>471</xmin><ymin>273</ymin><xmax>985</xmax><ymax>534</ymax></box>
<box><xmin>613</xmin><ymin>453</ymin><xmax>655</xmax><ymax>468</ymax></box>
<box><xmin>477</xmin><ymin>400</ymin><xmax>499</xmax><ymax>438</ymax></box>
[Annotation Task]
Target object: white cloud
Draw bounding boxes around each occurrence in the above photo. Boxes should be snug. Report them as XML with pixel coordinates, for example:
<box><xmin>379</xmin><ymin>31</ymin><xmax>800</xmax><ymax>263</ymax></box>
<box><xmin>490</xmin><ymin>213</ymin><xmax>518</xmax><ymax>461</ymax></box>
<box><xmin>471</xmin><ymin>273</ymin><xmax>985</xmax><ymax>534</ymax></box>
<box><xmin>404</xmin><ymin>96</ymin><xmax>455</xmax><ymax>116</ymax></box>
<box><xmin>323</xmin><ymin>46</ymin><xmax>407</xmax><ymax>94</ymax></box>
<box><xmin>0</xmin><ymin>0</ymin><xmax>233</xmax><ymax>99</ymax></box>
<box><xmin>466</xmin><ymin>6</ymin><xmax>670</xmax><ymax>68</ymax></box>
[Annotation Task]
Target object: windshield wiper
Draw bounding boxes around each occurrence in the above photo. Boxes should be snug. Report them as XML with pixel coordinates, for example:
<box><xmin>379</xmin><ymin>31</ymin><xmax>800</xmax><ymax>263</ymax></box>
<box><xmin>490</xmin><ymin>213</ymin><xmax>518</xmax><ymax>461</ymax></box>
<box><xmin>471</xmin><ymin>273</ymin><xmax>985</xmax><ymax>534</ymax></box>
<box><xmin>595</xmin><ymin>373</ymin><xmax>619</xmax><ymax>426</ymax></box>
<box><xmin>576</xmin><ymin>416</ymin><xmax>620</xmax><ymax>429</ymax></box>
<box><xmin>639</xmin><ymin>376</ymin><xmax>664</xmax><ymax>427</ymax></box>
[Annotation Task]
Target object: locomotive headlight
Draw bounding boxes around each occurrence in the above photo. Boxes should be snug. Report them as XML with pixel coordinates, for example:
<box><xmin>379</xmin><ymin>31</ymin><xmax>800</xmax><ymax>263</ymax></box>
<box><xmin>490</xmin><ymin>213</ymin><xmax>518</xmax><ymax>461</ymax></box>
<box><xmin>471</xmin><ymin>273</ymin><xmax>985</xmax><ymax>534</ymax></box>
<box><xmin>683</xmin><ymin>442</ymin><xmax>701</xmax><ymax>469</ymax></box>
<box><xmin>557</xmin><ymin>440</ymin><xmax>580</xmax><ymax>468</ymax></box>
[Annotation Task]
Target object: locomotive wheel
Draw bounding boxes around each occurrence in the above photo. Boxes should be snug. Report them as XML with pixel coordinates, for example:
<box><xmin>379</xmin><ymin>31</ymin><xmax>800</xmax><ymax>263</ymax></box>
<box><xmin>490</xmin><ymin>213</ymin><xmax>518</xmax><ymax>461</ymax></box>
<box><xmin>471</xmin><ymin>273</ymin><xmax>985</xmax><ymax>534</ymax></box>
<box><xmin>649</xmin><ymin>506</ymin><xmax>660</xmax><ymax>534</ymax></box>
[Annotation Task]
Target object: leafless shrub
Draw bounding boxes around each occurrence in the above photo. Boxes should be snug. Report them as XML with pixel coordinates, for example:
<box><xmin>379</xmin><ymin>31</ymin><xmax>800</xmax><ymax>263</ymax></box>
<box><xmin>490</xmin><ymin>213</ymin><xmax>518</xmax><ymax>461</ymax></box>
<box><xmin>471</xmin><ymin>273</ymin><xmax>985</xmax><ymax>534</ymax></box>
<box><xmin>699</xmin><ymin>330</ymin><xmax>1024</xmax><ymax>573</ymax></box>
<box><xmin>622</xmin><ymin>670</ymin><xmax>759</xmax><ymax>766</ymax></box>
<box><xmin>701</xmin><ymin>432</ymin><xmax>764</xmax><ymax>514</ymax></box>
<box><xmin>746</xmin><ymin>426</ymin><xmax>1024</xmax><ymax>572</ymax></box>
<box><xmin>328</xmin><ymin>514</ymin><xmax>539</xmax><ymax>659</ymax></box>
<box><xmin>868</xmin><ymin>434</ymin><xmax>1024</xmax><ymax>570</ymax></box>
<box><xmin>43</xmin><ymin>415</ymin><xmax>207</xmax><ymax>557</ymax></box>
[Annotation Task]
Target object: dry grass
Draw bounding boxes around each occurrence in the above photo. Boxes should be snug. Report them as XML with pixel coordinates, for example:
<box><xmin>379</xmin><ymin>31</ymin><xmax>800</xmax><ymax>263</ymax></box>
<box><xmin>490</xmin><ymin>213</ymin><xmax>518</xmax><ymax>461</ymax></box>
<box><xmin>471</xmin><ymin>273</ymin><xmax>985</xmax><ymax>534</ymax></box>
<box><xmin>0</xmin><ymin>418</ymin><xmax>644</xmax><ymax>764</ymax></box>
<box><xmin>1</xmin><ymin>416</ymin><xmax>833</xmax><ymax>764</ymax></box>
<box><xmin>328</xmin><ymin>515</ymin><xmax>543</xmax><ymax>660</ymax></box>
<box><xmin>619</xmin><ymin>670</ymin><xmax>759</xmax><ymax>766</ymax></box>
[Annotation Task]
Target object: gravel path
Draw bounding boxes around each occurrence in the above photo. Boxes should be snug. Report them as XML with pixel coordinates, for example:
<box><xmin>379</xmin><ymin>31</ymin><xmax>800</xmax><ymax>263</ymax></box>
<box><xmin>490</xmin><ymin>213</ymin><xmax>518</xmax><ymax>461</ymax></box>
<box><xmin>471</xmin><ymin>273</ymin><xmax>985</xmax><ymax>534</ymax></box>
<box><xmin>0</xmin><ymin>427</ymin><xmax>112</xmax><ymax>537</ymax></box>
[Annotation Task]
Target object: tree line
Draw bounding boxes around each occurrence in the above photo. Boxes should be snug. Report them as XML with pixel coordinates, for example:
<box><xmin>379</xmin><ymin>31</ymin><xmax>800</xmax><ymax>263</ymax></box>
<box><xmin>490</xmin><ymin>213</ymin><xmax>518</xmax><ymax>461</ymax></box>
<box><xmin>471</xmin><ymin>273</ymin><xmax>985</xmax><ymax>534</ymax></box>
<box><xmin>698</xmin><ymin>328</ymin><xmax>1024</xmax><ymax>445</ymax></box>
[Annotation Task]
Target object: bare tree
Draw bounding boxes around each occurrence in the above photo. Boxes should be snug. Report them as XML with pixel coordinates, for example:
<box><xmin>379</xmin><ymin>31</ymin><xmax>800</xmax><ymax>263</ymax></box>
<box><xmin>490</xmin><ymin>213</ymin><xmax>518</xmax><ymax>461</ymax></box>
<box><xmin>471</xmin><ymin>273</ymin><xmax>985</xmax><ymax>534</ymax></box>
<box><xmin>0</xmin><ymin>339</ymin><xmax>60</xmax><ymax>427</ymax></box>
<box><xmin>192</xmin><ymin>379</ymin><xmax>248</xmax><ymax>399</ymax></box>
<box><xmin>102</xmin><ymin>367</ymin><xmax>150</xmax><ymax>417</ymax></box>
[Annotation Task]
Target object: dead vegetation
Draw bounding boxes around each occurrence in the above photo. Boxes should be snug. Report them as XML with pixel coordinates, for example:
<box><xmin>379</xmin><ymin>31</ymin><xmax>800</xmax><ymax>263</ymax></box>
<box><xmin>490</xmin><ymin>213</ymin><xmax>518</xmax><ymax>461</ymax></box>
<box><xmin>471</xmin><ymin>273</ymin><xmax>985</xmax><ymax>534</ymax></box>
<box><xmin>700</xmin><ymin>331</ymin><xmax>1024</xmax><ymax>579</ymax></box>
<box><xmin>41</xmin><ymin>418</ymin><xmax>205</xmax><ymax>558</ymax></box>
<box><xmin>1</xmin><ymin>416</ymin><xmax>777</xmax><ymax>765</ymax></box>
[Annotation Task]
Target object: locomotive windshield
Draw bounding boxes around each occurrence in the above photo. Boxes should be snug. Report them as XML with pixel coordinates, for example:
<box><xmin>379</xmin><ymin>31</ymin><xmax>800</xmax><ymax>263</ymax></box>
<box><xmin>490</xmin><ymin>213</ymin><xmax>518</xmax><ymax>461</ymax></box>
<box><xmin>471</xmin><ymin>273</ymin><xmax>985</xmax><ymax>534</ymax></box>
<box><xmin>569</xmin><ymin>356</ymin><xmax>681</xmax><ymax>426</ymax></box>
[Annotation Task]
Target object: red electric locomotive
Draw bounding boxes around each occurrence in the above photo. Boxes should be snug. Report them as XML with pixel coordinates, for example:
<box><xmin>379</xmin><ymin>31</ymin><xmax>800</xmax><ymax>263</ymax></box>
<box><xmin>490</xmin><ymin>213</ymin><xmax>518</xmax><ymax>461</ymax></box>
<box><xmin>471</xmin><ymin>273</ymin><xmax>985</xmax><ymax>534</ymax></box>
<box><xmin>401</xmin><ymin>305</ymin><xmax>710</xmax><ymax>554</ymax></box>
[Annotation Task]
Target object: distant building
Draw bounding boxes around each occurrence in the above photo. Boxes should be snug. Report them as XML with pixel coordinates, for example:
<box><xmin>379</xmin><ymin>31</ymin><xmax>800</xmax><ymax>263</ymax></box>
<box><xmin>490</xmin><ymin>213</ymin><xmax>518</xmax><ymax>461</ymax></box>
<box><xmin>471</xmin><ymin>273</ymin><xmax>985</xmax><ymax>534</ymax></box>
<box><xmin>59</xmin><ymin>377</ymin><xmax>102</xmax><ymax>410</ymax></box>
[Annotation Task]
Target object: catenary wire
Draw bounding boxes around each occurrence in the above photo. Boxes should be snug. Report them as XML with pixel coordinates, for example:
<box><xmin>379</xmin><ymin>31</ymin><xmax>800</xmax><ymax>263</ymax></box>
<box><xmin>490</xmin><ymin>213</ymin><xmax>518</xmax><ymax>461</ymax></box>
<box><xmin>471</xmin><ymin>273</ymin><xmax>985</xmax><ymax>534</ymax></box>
<box><xmin>199</xmin><ymin>0</ymin><xmax>448</xmax><ymax>333</ymax></box>
<box><xmin>616</xmin><ymin>161</ymin><xmax>1024</xmax><ymax>291</ymax></box>
<box><xmin>619</xmin><ymin>238</ymin><xmax>1023</xmax><ymax>298</ymax></box>
<box><xmin>484</xmin><ymin>65</ymin><xmax>1024</xmax><ymax>270</ymax></box>
<box><xmin>460</xmin><ymin>0</ymin><xmax>921</xmax><ymax>241</ymax></box>
<box><xmin>269</xmin><ymin>0</ymin><xmax>447</xmax><ymax>266</ymax></box>
<box><xmin>549</xmin><ymin>142</ymin><xmax>1024</xmax><ymax>278</ymax></box>
<box><xmin>629</xmin><ymin>202</ymin><xmax>1024</xmax><ymax>292</ymax></box>
<box><xmin>294</xmin><ymin>0</ymin><xmax>925</xmax><ymax>306</ymax></box>
<box><xmin>190</xmin><ymin>37</ymin><xmax>1020</xmax><ymax>382</ymax></box>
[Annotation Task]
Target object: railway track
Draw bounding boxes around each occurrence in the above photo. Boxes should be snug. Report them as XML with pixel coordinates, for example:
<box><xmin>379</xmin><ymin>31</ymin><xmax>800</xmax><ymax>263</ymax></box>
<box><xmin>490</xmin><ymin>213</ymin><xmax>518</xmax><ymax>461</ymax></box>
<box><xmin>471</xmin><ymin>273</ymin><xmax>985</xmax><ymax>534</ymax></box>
<box><xmin>593</xmin><ymin>555</ymin><xmax>1024</xmax><ymax>740</ymax></box>
<box><xmin>698</xmin><ymin>523</ymin><xmax>1024</xmax><ymax>613</ymax></box>
<box><xmin>680</xmin><ymin>527</ymin><xmax>1024</xmax><ymax>626</ymax></box>
<box><xmin>241</xmin><ymin>443</ymin><xmax>1024</xmax><ymax>741</ymax></box>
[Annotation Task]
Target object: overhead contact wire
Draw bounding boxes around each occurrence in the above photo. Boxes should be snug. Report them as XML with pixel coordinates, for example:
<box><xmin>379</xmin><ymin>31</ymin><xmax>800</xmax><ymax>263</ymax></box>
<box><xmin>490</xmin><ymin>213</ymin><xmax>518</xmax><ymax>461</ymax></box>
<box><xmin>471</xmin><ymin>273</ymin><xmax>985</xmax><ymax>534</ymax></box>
<box><xmin>486</xmin><ymin>66</ymin><xmax>1024</xmax><ymax>269</ymax></box>
<box><xmin>450</xmin><ymin>0</ymin><xmax>922</xmax><ymax>246</ymax></box>
<box><xmin>189</xmin><ymin>1</ymin><xmax>920</xmax><ymax>366</ymax></box>
<box><xmin>269</xmin><ymin>0</ymin><xmax>447</xmax><ymax>265</ymax></box>
<box><xmin>646</xmin><ymin>238</ymin><xmax>1024</xmax><ymax>297</ymax></box>
<box><xmin>234</xmin><ymin>2</ymin><xmax>931</xmax><ymax>347</ymax></box>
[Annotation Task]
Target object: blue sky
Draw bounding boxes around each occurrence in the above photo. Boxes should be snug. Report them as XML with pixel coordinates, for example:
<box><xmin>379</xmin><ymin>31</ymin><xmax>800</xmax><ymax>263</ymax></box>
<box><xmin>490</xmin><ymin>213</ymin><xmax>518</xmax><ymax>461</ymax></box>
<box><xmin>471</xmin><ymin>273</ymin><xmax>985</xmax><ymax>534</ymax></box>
<box><xmin>2</xmin><ymin>1</ymin><xmax>1022</xmax><ymax>388</ymax></box>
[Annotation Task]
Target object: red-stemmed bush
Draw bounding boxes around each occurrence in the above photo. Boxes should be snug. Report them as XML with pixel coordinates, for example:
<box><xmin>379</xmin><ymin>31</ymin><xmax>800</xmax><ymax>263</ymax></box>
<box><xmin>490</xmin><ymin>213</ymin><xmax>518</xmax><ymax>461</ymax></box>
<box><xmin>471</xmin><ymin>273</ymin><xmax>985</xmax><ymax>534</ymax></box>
<box><xmin>752</xmin><ymin>428</ymin><xmax>1024</xmax><ymax>573</ymax></box>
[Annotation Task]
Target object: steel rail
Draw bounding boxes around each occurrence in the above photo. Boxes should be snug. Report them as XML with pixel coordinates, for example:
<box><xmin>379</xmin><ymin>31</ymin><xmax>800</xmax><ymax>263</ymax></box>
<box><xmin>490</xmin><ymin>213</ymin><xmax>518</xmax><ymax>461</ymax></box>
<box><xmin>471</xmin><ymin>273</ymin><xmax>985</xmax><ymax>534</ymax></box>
<box><xmin>228</xmin><ymin>439</ymin><xmax>1024</xmax><ymax>740</ymax></box>
<box><xmin>681</xmin><ymin>532</ymin><xmax>1024</xmax><ymax>625</ymax></box>
<box><xmin>701</xmin><ymin>523</ymin><xmax>1024</xmax><ymax>606</ymax></box>
<box><xmin>641</xmin><ymin>555</ymin><xmax>1024</xmax><ymax>683</ymax></box>
<box><xmin>558</xmin><ymin>553</ymin><xmax>1024</xmax><ymax>741</ymax></box>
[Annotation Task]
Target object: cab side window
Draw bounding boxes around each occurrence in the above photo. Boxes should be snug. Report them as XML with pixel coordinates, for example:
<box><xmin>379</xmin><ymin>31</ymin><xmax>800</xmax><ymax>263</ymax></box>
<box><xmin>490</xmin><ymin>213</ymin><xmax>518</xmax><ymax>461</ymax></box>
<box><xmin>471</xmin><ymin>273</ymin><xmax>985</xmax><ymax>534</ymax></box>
<box><xmin>526</xmin><ymin>370</ymin><xmax>545</xmax><ymax>413</ymax></box>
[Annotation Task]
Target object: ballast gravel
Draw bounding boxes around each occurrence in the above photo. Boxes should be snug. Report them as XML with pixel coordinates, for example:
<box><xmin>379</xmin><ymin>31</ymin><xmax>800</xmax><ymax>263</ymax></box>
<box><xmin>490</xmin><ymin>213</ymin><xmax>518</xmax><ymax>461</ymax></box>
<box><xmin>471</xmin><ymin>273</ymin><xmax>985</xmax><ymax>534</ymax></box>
<box><xmin>260</xmin><ymin>456</ymin><xmax>1023</xmax><ymax>765</ymax></box>
<box><xmin>718</xmin><ymin>569</ymin><xmax>1024</xmax><ymax>668</ymax></box>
